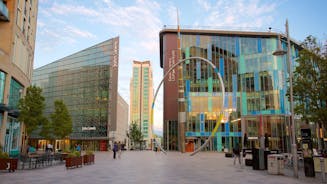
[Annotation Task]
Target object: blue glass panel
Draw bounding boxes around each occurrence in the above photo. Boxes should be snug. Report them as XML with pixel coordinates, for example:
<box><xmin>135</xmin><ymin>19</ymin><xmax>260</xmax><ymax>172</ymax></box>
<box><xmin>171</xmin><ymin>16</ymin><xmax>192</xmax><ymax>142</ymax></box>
<box><xmin>235</xmin><ymin>37</ymin><xmax>240</xmax><ymax>56</ymax></box>
<box><xmin>254</xmin><ymin>72</ymin><xmax>259</xmax><ymax>91</ymax></box>
<box><xmin>225</xmin><ymin>122</ymin><xmax>230</xmax><ymax>132</ymax></box>
<box><xmin>185</xmin><ymin>80</ymin><xmax>191</xmax><ymax>112</ymax></box>
<box><xmin>185</xmin><ymin>80</ymin><xmax>190</xmax><ymax>98</ymax></box>
<box><xmin>257</xmin><ymin>38</ymin><xmax>262</xmax><ymax>53</ymax></box>
<box><xmin>196</xmin><ymin>61</ymin><xmax>201</xmax><ymax>79</ymax></box>
<box><xmin>224</xmin><ymin>93</ymin><xmax>229</xmax><ymax>108</ymax></box>
<box><xmin>200</xmin><ymin>113</ymin><xmax>204</xmax><ymax>132</ymax></box>
<box><xmin>219</xmin><ymin>57</ymin><xmax>224</xmax><ymax>78</ymax></box>
<box><xmin>280</xmin><ymin>89</ymin><xmax>285</xmax><ymax>113</ymax></box>
<box><xmin>196</xmin><ymin>35</ymin><xmax>200</xmax><ymax>46</ymax></box>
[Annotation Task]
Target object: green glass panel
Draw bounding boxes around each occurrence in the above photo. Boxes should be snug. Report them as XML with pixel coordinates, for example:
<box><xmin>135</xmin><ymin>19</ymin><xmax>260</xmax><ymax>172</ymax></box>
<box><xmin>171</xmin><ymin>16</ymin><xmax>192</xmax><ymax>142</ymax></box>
<box><xmin>238</xmin><ymin>55</ymin><xmax>245</xmax><ymax>74</ymax></box>
<box><xmin>185</xmin><ymin>47</ymin><xmax>190</xmax><ymax>64</ymax></box>
<box><xmin>276</xmin><ymin>55</ymin><xmax>283</xmax><ymax>70</ymax></box>
<box><xmin>217</xmin><ymin>134</ymin><xmax>222</xmax><ymax>151</ymax></box>
<box><xmin>0</xmin><ymin>71</ymin><xmax>5</xmax><ymax>103</ymax></box>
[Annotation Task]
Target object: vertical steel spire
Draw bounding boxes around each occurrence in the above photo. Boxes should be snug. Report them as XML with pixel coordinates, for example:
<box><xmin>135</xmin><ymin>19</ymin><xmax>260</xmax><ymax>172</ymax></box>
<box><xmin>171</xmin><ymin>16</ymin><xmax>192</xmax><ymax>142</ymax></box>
<box><xmin>177</xmin><ymin>8</ymin><xmax>186</xmax><ymax>153</ymax></box>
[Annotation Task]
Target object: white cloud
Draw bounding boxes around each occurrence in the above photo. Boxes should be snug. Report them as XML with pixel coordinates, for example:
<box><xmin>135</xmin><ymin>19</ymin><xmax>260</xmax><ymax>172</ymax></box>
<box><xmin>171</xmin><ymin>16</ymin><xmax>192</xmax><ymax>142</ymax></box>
<box><xmin>201</xmin><ymin>0</ymin><xmax>277</xmax><ymax>28</ymax></box>
<box><xmin>64</xmin><ymin>26</ymin><xmax>96</xmax><ymax>39</ymax></box>
<box><xmin>49</xmin><ymin>3</ymin><xmax>100</xmax><ymax>17</ymax></box>
<box><xmin>197</xmin><ymin>0</ymin><xmax>211</xmax><ymax>11</ymax></box>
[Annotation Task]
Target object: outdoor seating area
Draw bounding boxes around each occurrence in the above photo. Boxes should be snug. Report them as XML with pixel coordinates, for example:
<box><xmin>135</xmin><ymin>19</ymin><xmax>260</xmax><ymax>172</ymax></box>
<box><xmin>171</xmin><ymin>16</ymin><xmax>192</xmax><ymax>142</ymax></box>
<box><xmin>19</xmin><ymin>152</ymin><xmax>67</xmax><ymax>170</ymax></box>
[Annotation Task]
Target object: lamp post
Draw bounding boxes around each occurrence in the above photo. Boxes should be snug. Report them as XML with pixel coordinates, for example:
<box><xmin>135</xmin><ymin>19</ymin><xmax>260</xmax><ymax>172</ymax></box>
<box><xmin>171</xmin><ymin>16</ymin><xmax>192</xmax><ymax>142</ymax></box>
<box><xmin>273</xmin><ymin>19</ymin><xmax>298</xmax><ymax>178</ymax></box>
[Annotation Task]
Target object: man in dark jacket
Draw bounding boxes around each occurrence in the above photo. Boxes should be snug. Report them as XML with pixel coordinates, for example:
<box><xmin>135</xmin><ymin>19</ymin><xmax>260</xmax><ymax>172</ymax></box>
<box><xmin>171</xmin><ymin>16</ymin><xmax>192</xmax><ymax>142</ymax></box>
<box><xmin>233</xmin><ymin>143</ymin><xmax>241</xmax><ymax>165</ymax></box>
<box><xmin>113</xmin><ymin>142</ymin><xmax>118</xmax><ymax>159</ymax></box>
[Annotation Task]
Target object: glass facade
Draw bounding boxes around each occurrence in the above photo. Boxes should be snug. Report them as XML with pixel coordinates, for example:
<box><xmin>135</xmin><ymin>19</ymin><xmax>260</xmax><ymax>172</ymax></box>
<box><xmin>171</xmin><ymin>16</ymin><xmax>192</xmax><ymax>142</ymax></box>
<box><xmin>4</xmin><ymin>117</ymin><xmax>20</xmax><ymax>156</ymax></box>
<box><xmin>0</xmin><ymin>71</ymin><xmax>5</xmax><ymax>104</ymax></box>
<box><xmin>160</xmin><ymin>30</ymin><xmax>300</xmax><ymax>152</ymax></box>
<box><xmin>32</xmin><ymin>37</ymin><xmax>119</xmax><ymax>149</ymax></box>
<box><xmin>8</xmin><ymin>78</ymin><xmax>23</xmax><ymax>108</ymax></box>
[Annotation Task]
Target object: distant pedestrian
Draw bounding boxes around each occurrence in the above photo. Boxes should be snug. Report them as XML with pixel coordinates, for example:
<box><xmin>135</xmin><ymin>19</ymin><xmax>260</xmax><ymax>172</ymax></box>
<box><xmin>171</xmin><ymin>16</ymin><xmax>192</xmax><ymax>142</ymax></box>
<box><xmin>113</xmin><ymin>142</ymin><xmax>118</xmax><ymax>159</ymax></box>
<box><xmin>233</xmin><ymin>143</ymin><xmax>241</xmax><ymax>165</ymax></box>
<box><xmin>118</xmin><ymin>141</ymin><xmax>122</xmax><ymax>159</ymax></box>
<box><xmin>76</xmin><ymin>144</ymin><xmax>81</xmax><ymax>153</ymax></box>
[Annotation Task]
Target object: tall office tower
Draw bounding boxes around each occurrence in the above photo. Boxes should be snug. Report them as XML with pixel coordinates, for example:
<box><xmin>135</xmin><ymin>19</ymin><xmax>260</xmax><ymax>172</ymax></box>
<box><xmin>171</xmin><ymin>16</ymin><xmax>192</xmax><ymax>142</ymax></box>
<box><xmin>0</xmin><ymin>0</ymin><xmax>38</xmax><ymax>155</ymax></box>
<box><xmin>130</xmin><ymin>61</ymin><xmax>154</xmax><ymax>149</ymax></box>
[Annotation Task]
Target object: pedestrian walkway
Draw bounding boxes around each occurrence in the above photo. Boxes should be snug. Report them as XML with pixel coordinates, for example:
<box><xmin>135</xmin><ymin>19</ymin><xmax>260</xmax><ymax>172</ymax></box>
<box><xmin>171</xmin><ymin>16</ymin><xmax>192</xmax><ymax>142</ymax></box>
<box><xmin>0</xmin><ymin>151</ymin><xmax>322</xmax><ymax>184</ymax></box>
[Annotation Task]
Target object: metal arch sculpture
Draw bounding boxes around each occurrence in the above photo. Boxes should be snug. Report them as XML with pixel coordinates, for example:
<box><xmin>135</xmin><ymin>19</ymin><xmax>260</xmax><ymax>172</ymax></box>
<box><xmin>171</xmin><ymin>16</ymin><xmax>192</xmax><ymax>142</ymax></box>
<box><xmin>150</xmin><ymin>56</ymin><xmax>225</xmax><ymax>156</ymax></box>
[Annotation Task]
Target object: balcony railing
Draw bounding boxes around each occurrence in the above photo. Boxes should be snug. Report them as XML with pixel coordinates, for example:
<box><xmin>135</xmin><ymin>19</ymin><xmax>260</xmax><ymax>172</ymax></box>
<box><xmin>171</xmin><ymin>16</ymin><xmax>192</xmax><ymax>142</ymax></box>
<box><xmin>0</xmin><ymin>0</ymin><xmax>9</xmax><ymax>21</ymax></box>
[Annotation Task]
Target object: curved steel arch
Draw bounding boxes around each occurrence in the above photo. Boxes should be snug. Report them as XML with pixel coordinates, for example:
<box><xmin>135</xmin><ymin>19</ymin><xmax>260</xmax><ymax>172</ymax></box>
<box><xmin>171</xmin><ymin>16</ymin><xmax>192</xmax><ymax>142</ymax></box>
<box><xmin>151</xmin><ymin>56</ymin><xmax>225</xmax><ymax>156</ymax></box>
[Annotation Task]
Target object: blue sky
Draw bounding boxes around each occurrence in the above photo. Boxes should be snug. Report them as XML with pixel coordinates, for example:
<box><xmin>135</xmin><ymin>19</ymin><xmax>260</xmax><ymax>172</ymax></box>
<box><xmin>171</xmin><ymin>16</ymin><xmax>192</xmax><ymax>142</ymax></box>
<box><xmin>34</xmin><ymin>0</ymin><xmax>327</xmax><ymax>135</ymax></box>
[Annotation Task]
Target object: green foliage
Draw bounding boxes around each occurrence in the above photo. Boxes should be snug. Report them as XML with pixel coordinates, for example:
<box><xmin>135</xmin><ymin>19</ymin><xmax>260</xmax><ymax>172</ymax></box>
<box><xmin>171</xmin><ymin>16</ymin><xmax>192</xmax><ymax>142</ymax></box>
<box><xmin>129</xmin><ymin>122</ymin><xmax>144</xmax><ymax>149</ymax></box>
<box><xmin>0</xmin><ymin>146</ymin><xmax>9</xmax><ymax>159</ymax></box>
<box><xmin>39</xmin><ymin>117</ymin><xmax>53</xmax><ymax>140</ymax></box>
<box><xmin>63</xmin><ymin>148</ymin><xmax>71</xmax><ymax>153</ymax></box>
<box><xmin>18</xmin><ymin>86</ymin><xmax>47</xmax><ymax>135</ymax></box>
<box><xmin>291</xmin><ymin>35</ymin><xmax>327</xmax><ymax>128</ymax></box>
<box><xmin>50</xmin><ymin>100</ymin><xmax>72</xmax><ymax>139</ymax></box>
<box><xmin>67</xmin><ymin>151</ymin><xmax>81</xmax><ymax>158</ymax></box>
<box><xmin>86</xmin><ymin>150</ymin><xmax>94</xmax><ymax>155</ymax></box>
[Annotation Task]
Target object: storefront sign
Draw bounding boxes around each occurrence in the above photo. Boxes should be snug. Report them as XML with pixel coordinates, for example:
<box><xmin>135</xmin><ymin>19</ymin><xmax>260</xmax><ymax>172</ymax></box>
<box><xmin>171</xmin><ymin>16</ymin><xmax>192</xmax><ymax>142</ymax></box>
<box><xmin>82</xmin><ymin>126</ymin><xmax>96</xmax><ymax>131</ymax></box>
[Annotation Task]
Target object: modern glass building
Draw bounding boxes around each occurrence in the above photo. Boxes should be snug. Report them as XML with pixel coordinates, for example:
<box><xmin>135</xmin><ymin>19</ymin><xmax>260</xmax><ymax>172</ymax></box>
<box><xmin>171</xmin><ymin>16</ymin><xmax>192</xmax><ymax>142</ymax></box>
<box><xmin>159</xmin><ymin>29</ymin><xmax>301</xmax><ymax>152</ymax></box>
<box><xmin>130</xmin><ymin>61</ymin><xmax>153</xmax><ymax>149</ymax></box>
<box><xmin>0</xmin><ymin>0</ymin><xmax>38</xmax><ymax>155</ymax></box>
<box><xmin>32</xmin><ymin>37</ymin><xmax>120</xmax><ymax>151</ymax></box>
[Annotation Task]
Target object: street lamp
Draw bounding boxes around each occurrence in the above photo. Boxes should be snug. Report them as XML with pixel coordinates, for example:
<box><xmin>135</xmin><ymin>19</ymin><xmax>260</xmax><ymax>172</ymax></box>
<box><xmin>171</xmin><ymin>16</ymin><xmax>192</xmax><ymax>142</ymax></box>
<box><xmin>272</xmin><ymin>19</ymin><xmax>298</xmax><ymax>178</ymax></box>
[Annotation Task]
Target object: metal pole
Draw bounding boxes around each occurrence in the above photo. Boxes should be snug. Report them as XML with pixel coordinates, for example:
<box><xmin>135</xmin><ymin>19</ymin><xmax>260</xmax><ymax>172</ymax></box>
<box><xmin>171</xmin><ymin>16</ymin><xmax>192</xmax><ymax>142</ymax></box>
<box><xmin>286</xmin><ymin>19</ymin><xmax>298</xmax><ymax>178</ymax></box>
<box><xmin>321</xmin><ymin>158</ymin><xmax>326</xmax><ymax>183</ymax></box>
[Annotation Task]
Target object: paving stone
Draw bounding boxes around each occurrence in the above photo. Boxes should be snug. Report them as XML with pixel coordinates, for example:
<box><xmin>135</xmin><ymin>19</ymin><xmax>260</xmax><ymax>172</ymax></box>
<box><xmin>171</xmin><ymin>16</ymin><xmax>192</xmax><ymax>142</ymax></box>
<box><xmin>0</xmin><ymin>151</ymin><xmax>322</xmax><ymax>184</ymax></box>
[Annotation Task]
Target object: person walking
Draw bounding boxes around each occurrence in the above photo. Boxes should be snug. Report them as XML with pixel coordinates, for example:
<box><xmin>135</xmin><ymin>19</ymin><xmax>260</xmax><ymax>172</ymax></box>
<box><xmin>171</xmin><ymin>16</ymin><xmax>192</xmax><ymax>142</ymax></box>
<box><xmin>113</xmin><ymin>142</ymin><xmax>118</xmax><ymax>159</ymax></box>
<box><xmin>233</xmin><ymin>143</ymin><xmax>241</xmax><ymax>165</ymax></box>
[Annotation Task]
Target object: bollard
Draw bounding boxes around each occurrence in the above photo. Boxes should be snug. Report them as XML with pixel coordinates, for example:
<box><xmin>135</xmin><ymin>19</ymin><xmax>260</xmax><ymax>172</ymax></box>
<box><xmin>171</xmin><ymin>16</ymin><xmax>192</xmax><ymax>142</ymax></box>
<box><xmin>321</xmin><ymin>158</ymin><xmax>326</xmax><ymax>183</ymax></box>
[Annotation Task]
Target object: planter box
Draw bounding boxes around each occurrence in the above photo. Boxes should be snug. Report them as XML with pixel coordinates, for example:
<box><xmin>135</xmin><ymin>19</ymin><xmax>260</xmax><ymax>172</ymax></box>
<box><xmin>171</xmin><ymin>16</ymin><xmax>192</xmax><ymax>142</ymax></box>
<box><xmin>65</xmin><ymin>156</ymin><xmax>83</xmax><ymax>169</ymax></box>
<box><xmin>0</xmin><ymin>158</ymin><xmax>18</xmax><ymax>172</ymax></box>
<box><xmin>83</xmin><ymin>154</ymin><xmax>95</xmax><ymax>165</ymax></box>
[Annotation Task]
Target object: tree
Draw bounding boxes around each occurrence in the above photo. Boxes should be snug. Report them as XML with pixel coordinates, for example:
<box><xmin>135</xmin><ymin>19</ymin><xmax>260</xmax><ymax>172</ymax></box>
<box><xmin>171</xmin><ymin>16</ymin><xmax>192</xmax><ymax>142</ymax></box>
<box><xmin>50</xmin><ymin>100</ymin><xmax>72</xmax><ymax>139</ymax></box>
<box><xmin>129</xmin><ymin>122</ymin><xmax>143</xmax><ymax>150</ymax></box>
<box><xmin>291</xmin><ymin>35</ymin><xmax>327</xmax><ymax>149</ymax></box>
<box><xmin>18</xmin><ymin>86</ymin><xmax>47</xmax><ymax>135</ymax></box>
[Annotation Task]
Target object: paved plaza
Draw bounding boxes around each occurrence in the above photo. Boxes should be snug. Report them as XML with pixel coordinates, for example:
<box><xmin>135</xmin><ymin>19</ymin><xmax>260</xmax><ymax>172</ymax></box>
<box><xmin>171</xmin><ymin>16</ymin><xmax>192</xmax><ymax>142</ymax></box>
<box><xmin>0</xmin><ymin>151</ymin><xmax>323</xmax><ymax>184</ymax></box>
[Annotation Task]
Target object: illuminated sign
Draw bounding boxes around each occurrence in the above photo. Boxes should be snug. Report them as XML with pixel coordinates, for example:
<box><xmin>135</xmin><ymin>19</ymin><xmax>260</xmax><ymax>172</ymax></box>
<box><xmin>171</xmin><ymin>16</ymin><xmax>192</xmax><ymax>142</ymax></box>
<box><xmin>82</xmin><ymin>126</ymin><xmax>96</xmax><ymax>131</ymax></box>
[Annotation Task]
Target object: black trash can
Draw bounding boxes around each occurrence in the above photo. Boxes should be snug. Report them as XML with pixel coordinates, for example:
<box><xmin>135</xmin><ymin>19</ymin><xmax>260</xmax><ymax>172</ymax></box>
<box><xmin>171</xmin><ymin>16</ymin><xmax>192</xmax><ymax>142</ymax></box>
<box><xmin>252</xmin><ymin>148</ymin><xmax>259</xmax><ymax>170</ymax></box>
<box><xmin>304</xmin><ymin>158</ymin><xmax>315</xmax><ymax>177</ymax></box>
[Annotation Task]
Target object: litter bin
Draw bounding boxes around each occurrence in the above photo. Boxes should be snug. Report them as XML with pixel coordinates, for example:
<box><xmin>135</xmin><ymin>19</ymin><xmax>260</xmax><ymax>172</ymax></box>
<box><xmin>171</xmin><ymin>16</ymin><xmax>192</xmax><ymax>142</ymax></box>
<box><xmin>304</xmin><ymin>157</ymin><xmax>315</xmax><ymax>177</ymax></box>
<box><xmin>268</xmin><ymin>154</ymin><xmax>284</xmax><ymax>175</ymax></box>
<box><xmin>268</xmin><ymin>155</ymin><xmax>278</xmax><ymax>174</ymax></box>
